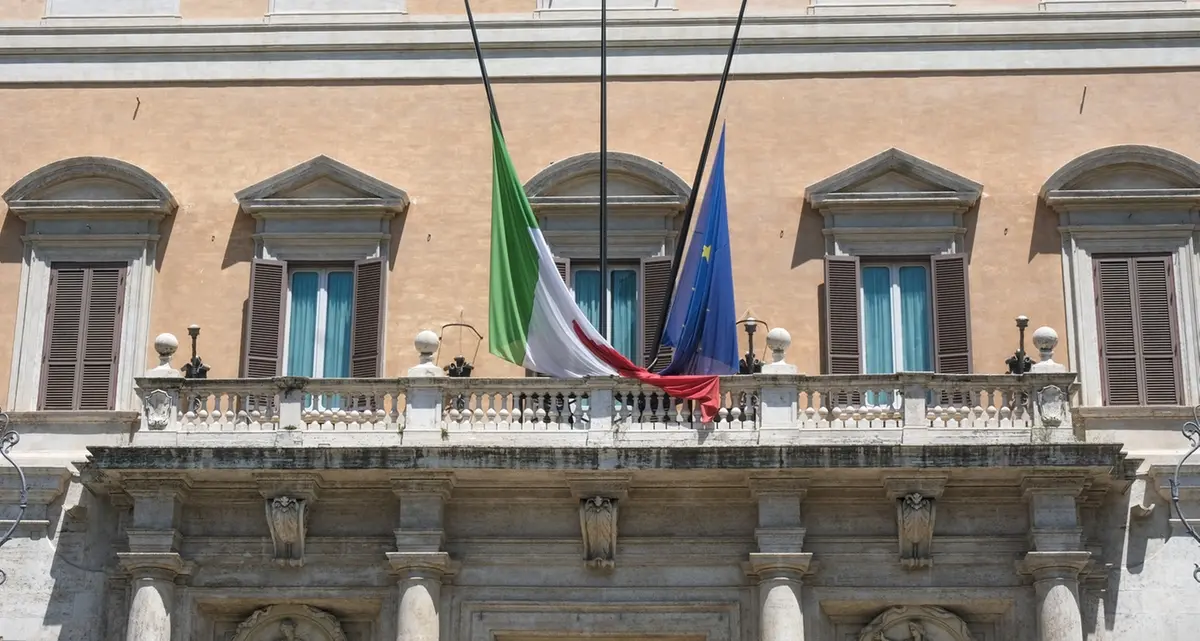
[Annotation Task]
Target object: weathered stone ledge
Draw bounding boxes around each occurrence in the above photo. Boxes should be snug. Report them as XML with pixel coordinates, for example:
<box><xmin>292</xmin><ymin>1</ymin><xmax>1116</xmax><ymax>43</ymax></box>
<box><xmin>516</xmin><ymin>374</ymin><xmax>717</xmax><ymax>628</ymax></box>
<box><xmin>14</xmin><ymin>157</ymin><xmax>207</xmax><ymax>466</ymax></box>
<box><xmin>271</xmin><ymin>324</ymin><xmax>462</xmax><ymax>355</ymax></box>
<box><xmin>84</xmin><ymin>444</ymin><xmax>1130</xmax><ymax>472</ymax></box>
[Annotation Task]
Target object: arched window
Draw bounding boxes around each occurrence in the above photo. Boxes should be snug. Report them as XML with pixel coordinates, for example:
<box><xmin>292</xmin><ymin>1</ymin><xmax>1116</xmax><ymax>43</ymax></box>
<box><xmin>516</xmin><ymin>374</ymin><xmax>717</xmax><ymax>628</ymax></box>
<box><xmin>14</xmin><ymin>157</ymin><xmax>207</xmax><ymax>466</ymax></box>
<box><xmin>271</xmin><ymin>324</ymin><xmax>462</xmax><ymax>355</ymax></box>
<box><xmin>3</xmin><ymin>157</ymin><xmax>177</xmax><ymax>411</ymax></box>
<box><xmin>1042</xmin><ymin>145</ymin><xmax>1200</xmax><ymax>406</ymax></box>
<box><xmin>524</xmin><ymin>151</ymin><xmax>689</xmax><ymax>368</ymax></box>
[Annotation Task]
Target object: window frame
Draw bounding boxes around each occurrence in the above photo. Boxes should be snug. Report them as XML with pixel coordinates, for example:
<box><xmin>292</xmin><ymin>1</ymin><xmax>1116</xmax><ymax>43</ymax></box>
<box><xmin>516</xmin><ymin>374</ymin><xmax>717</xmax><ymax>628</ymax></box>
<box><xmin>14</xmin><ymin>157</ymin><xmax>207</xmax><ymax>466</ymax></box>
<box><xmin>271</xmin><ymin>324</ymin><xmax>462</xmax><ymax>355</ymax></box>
<box><xmin>569</xmin><ymin>259</ymin><xmax>642</xmax><ymax>359</ymax></box>
<box><xmin>859</xmin><ymin>260</ymin><xmax>934</xmax><ymax>374</ymax></box>
<box><xmin>282</xmin><ymin>263</ymin><xmax>356</xmax><ymax>379</ymax></box>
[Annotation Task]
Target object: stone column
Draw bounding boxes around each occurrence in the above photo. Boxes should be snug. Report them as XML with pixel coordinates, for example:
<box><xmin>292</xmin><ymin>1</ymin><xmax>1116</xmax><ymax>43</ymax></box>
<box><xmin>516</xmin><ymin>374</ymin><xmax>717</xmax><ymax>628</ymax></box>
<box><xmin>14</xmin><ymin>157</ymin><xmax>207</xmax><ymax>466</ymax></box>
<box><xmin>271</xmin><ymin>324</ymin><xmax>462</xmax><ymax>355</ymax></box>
<box><xmin>117</xmin><ymin>476</ymin><xmax>191</xmax><ymax>641</ymax></box>
<box><xmin>1019</xmin><ymin>552</ymin><xmax>1091</xmax><ymax>641</ymax></box>
<box><xmin>748</xmin><ymin>474</ymin><xmax>812</xmax><ymax>641</ymax></box>
<box><xmin>387</xmin><ymin>473</ymin><xmax>456</xmax><ymax>641</ymax></box>
<box><xmin>1019</xmin><ymin>475</ymin><xmax>1091</xmax><ymax>641</ymax></box>
<box><xmin>750</xmin><ymin>555</ymin><xmax>811</xmax><ymax>641</ymax></box>
<box><xmin>117</xmin><ymin>554</ymin><xmax>187</xmax><ymax>641</ymax></box>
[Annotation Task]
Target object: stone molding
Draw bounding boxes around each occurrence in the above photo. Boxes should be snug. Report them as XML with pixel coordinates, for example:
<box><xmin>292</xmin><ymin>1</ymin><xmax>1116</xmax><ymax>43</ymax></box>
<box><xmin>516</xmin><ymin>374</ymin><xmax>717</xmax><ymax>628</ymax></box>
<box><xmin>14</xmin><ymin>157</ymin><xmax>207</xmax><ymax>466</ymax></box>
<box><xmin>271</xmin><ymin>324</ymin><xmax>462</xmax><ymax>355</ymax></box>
<box><xmin>391</xmin><ymin>472</ymin><xmax>456</xmax><ymax>499</ymax></box>
<box><xmin>3</xmin><ymin>156</ymin><xmax>176</xmax><ymax>412</ymax></box>
<box><xmin>0</xmin><ymin>465</ymin><xmax>71</xmax><ymax>539</ymax></box>
<box><xmin>884</xmin><ymin>475</ymin><xmax>948</xmax><ymax>500</ymax></box>
<box><xmin>1020</xmin><ymin>473</ymin><xmax>1090</xmax><ymax>499</ymax></box>
<box><xmin>565</xmin><ymin>471</ymin><xmax>633</xmax><ymax>500</ymax></box>
<box><xmin>2</xmin><ymin>14</ymin><xmax>1200</xmax><ymax>83</ymax></box>
<box><xmin>237</xmin><ymin>155</ymin><xmax>408</xmax><ymax>263</ymax></box>
<box><xmin>806</xmin><ymin>148</ymin><xmax>980</xmax><ymax>256</ymax></box>
<box><xmin>267</xmin><ymin>0</ymin><xmax>407</xmax><ymax>24</ymax></box>
<box><xmin>1016</xmin><ymin>550</ymin><xmax>1092</xmax><ymax>580</ymax></box>
<box><xmin>1043</xmin><ymin>144</ymin><xmax>1200</xmax><ymax>406</ymax></box>
<box><xmin>122</xmin><ymin>474</ymin><xmax>193</xmax><ymax>500</ymax></box>
<box><xmin>256</xmin><ymin>472</ymin><xmax>323</xmax><ymax>502</ymax></box>
<box><xmin>748</xmin><ymin>473</ymin><xmax>811</xmax><ymax>499</ymax></box>
<box><xmin>386</xmin><ymin>551</ymin><xmax>456</xmax><ymax>579</ymax></box>
<box><xmin>525</xmin><ymin>152</ymin><xmax>690</xmax><ymax>200</ymax></box>
<box><xmin>746</xmin><ymin>551</ymin><xmax>814</xmax><ymax>579</ymax></box>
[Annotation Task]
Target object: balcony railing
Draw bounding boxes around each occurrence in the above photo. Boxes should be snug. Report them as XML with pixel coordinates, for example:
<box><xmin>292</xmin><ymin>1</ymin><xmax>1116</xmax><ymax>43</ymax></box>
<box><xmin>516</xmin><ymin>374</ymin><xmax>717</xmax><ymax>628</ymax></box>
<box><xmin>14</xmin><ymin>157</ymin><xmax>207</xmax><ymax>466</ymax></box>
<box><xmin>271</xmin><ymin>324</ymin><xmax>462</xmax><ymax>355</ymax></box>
<box><xmin>133</xmin><ymin>372</ymin><xmax>1078</xmax><ymax>446</ymax></box>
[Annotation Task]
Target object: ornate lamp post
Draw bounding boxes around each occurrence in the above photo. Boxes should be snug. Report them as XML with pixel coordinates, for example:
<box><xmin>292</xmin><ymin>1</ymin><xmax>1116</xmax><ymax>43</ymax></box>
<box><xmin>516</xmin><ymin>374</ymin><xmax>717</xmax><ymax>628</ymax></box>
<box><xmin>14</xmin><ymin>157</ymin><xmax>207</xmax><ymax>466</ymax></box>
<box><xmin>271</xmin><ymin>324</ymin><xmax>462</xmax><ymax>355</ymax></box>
<box><xmin>1005</xmin><ymin>315</ymin><xmax>1033</xmax><ymax>375</ymax></box>
<box><xmin>0</xmin><ymin>408</ymin><xmax>27</xmax><ymax>586</ymax></box>
<box><xmin>181</xmin><ymin>324</ymin><xmax>210</xmax><ymax>379</ymax></box>
<box><xmin>737</xmin><ymin>317</ymin><xmax>766</xmax><ymax>375</ymax></box>
<box><xmin>1169</xmin><ymin>406</ymin><xmax>1200</xmax><ymax>584</ymax></box>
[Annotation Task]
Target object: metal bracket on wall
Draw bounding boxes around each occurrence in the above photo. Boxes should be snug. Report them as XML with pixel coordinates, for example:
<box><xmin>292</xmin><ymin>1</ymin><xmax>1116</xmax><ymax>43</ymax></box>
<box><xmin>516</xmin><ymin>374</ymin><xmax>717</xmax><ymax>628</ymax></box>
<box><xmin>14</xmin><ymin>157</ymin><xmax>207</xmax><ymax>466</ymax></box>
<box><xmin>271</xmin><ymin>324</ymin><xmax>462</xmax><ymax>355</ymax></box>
<box><xmin>0</xmin><ymin>408</ymin><xmax>27</xmax><ymax>586</ymax></box>
<box><xmin>1169</xmin><ymin>405</ymin><xmax>1200</xmax><ymax>584</ymax></box>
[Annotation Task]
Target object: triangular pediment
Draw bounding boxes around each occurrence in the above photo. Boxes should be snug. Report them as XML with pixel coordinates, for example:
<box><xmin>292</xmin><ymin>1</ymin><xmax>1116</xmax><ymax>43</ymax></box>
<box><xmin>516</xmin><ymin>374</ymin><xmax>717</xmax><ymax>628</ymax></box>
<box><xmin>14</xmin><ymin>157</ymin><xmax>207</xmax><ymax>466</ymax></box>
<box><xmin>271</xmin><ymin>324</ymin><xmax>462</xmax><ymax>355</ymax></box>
<box><xmin>806</xmin><ymin>148</ymin><xmax>982</xmax><ymax>209</ymax></box>
<box><xmin>236</xmin><ymin>155</ymin><xmax>409</xmax><ymax>210</ymax></box>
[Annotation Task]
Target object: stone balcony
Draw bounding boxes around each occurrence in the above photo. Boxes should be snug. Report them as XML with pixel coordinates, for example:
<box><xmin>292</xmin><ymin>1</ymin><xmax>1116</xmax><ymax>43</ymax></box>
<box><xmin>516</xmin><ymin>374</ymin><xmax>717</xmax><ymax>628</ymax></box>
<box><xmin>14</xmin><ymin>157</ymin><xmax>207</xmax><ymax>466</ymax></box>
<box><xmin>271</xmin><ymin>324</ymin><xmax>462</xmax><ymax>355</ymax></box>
<box><xmin>132</xmin><ymin>372</ymin><xmax>1078</xmax><ymax>448</ymax></box>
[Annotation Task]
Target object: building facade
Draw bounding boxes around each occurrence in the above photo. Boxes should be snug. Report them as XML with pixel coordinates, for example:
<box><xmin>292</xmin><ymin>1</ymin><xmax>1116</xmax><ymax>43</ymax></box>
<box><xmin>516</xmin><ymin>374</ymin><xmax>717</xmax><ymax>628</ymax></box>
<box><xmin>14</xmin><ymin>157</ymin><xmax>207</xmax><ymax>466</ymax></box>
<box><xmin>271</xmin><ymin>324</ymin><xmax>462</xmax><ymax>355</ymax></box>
<box><xmin>0</xmin><ymin>1</ymin><xmax>1198</xmax><ymax>640</ymax></box>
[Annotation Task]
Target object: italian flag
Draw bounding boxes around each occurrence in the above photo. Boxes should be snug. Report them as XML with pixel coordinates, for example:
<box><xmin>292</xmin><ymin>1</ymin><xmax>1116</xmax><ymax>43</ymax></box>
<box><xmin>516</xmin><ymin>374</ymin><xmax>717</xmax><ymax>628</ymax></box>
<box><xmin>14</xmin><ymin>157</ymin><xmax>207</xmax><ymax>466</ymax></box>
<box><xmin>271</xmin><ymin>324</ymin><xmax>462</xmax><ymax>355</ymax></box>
<box><xmin>486</xmin><ymin>117</ymin><xmax>722</xmax><ymax>421</ymax></box>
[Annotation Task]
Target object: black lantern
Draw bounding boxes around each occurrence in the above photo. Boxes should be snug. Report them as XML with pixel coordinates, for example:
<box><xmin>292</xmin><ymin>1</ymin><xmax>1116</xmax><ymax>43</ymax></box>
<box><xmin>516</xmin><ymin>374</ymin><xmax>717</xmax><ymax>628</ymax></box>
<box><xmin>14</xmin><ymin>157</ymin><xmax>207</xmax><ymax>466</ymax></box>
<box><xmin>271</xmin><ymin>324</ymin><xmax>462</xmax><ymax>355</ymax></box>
<box><xmin>182</xmin><ymin>324</ymin><xmax>210</xmax><ymax>379</ymax></box>
<box><xmin>736</xmin><ymin>317</ymin><xmax>766</xmax><ymax>374</ymax></box>
<box><xmin>1005</xmin><ymin>315</ymin><xmax>1032</xmax><ymax>375</ymax></box>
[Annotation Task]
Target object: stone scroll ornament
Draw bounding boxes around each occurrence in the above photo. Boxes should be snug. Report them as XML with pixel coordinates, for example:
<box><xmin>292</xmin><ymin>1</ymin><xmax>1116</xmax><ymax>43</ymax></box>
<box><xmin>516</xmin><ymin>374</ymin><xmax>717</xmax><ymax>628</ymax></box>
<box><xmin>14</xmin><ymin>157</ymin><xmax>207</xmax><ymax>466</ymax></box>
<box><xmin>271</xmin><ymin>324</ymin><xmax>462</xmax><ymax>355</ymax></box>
<box><xmin>858</xmin><ymin>605</ymin><xmax>976</xmax><ymax>641</ymax></box>
<box><xmin>580</xmin><ymin>496</ymin><xmax>617</xmax><ymax>569</ymax></box>
<box><xmin>897</xmin><ymin>493</ymin><xmax>935</xmax><ymax>569</ymax></box>
<box><xmin>266</xmin><ymin>496</ymin><xmax>307</xmax><ymax>567</ymax></box>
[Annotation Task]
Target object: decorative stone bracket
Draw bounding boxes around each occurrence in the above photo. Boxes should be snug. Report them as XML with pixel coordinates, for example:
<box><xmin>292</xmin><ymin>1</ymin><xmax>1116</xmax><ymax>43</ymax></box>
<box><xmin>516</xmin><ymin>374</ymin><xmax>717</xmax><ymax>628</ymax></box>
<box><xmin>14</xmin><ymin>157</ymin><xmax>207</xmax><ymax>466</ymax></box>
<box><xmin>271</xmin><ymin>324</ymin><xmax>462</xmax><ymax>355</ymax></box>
<box><xmin>257</xmin><ymin>473</ymin><xmax>321</xmax><ymax>567</ymax></box>
<box><xmin>886</xmin><ymin>476</ymin><xmax>945</xmax><ymax>570</ymax></box>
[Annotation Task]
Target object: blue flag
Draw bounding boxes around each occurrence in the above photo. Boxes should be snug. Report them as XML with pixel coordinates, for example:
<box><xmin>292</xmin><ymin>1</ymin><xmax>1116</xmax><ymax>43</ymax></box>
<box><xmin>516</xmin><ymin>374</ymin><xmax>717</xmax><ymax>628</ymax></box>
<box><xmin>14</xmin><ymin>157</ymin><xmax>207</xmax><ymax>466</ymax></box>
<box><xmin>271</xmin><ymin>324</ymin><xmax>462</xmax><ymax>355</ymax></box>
<box><xmin>659</xmin><ymin>125</ymin><xmax>739</xmax><ymax>376</ymax></box>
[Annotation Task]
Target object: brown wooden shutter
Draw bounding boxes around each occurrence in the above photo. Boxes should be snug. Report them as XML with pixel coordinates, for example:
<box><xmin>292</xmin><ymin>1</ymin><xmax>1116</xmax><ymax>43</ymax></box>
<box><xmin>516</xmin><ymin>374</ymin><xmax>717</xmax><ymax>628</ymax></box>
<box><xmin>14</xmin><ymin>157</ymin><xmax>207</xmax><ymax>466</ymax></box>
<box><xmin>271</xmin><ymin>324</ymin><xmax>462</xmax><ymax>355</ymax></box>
<box><xmin>1136</xmin><ymin>256</ymin><xmax>1181</xmax><ymax>405</ymax></box>
<box><xmin>1095</xmin><ymin>255</ymin><xmax>1180</xmax><ymax>405</ymax></box>
<box><xmin>350</xmin><ymin>258</ymin><xmax>385</xmax><ymax>378</ymax></box>
<box><xmin>641</xmin><ymin>256</ymin><xmax>674</xmax><ymax>371</ymax></box>
<box><xmin>931</xmin><ymin>253</ymin><xmax>972</xmax><ymax>374</ymax></box>
<box><xmin>823</xmin><ymin>255</ymin><xmax>862</xmax><ymax>375</ymax></box>
<box><xmin>243</xmin><ymin>258</ymin><xmax>287</xmax><ymax>378</ymax></box>
<box><xmin>554</xmin><ymin>257</ymin><xmax>570</xmax><ymax>284</ymax></box>
<box><xmin>40</xmin><ymin>264</ymin><xmax>126</xmax><ymax>410</ymax></box>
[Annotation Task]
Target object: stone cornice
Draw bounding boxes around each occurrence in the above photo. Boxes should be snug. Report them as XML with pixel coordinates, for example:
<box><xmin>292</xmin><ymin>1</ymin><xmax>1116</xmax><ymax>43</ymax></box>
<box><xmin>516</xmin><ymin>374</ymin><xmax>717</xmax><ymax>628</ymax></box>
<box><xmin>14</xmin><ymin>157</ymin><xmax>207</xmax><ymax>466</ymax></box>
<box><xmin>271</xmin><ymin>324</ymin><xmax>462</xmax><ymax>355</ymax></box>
<box><xmin>0</xmin><ymin>12</ymin><xmax>1199</xmax><ymax>82</ymax></box>
<box><xmin>85</xmin><ymin>444</ymin><xmax>1128</xmax><ymax>472</ymax></box>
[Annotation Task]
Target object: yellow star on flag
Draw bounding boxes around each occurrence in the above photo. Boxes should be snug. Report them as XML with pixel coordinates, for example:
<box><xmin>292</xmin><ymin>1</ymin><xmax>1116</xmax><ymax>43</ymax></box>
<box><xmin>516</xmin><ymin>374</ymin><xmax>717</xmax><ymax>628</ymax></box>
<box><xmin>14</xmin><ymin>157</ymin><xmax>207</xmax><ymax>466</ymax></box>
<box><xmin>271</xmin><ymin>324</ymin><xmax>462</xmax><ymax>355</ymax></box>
<box><xmin>701</xmin><ymin>245</ymin><xmax>712</xmax><ymax>260</ymax></box>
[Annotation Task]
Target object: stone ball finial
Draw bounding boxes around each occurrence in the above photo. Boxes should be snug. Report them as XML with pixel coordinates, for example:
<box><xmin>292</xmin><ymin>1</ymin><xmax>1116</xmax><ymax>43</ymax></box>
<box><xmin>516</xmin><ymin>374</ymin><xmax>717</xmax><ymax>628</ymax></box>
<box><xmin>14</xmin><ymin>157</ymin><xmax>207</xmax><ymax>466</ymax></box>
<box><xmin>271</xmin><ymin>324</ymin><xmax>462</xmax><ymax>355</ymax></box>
<box><xmin>1032</xmin><ymin>326</ymin><xmax>1058</xmax><ymax>355</ymax></box>
<box><xmin>154</xmin><ymin>333</ymin><xmax>178</xmax><ymax>358</ymax></box>
<box><xmin>415</xmin><ymin>330</ymin><xmax>440</xmax><ymax>364</ymax></box>
<box><xmin>765</xmin><ymin>327</ymin><xmax>791</xmax><ymax>362</ymax></box>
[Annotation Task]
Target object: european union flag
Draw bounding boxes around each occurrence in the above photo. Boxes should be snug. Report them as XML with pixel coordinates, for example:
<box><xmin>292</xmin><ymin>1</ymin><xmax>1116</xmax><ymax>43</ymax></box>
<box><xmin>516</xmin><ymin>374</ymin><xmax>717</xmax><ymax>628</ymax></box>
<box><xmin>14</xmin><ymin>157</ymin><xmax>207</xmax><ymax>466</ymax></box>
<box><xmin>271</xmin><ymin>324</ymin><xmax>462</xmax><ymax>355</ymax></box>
<box><xmin>660</xmin><ymin>125</ymin><xmax>739</xmax><ymax>376</ymax></box>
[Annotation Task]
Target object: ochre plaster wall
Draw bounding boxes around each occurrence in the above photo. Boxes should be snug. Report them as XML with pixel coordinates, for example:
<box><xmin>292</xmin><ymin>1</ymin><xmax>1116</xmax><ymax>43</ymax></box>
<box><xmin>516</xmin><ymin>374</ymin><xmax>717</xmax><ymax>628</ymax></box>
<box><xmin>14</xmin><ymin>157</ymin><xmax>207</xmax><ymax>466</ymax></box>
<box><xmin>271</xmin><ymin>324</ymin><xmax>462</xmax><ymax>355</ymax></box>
<box><xmin>1</xmin><ymin>71</ymin><xmax>1196</xmax><ymax>398</ymax></box>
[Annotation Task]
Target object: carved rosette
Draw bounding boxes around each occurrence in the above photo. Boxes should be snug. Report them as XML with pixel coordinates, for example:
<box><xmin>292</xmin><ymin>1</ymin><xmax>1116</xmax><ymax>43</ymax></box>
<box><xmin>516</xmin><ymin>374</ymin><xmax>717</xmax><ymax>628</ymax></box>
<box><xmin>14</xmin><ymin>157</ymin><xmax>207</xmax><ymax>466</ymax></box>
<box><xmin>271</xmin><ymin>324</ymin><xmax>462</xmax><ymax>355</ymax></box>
<box><xmin>858</xmin><ymin>605</ymin><xmax>976</xmax><ymax>641</ymax></box>
<box><xmin>897</xmin><ymin>493</ymin><xmax>935</xmax><ymax>569</ymax></box>
<box><xmin>231</xmin><ymin>605</ymin><xmax>347</xmax><ymax>641</ymax></box>
<box><xmin>266</xmin><ymin>496</ymin><xmax>308</xmax><ymax>567</ymax></box>
<box><xmin>580</xmin><ymin>496</ymin><xmax>617</xmax><ymax>570</ymax></box>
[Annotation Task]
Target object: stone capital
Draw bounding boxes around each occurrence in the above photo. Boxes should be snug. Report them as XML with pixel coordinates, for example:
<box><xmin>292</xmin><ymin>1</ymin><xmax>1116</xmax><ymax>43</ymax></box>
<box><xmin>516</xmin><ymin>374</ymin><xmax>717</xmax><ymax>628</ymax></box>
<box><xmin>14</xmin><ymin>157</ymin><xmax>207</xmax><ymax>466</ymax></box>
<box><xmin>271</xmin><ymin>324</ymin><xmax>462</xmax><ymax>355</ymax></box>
<box><xmin>748</xmin><ymin>473</ymin><xmax>811</xmax><ymax>499</ymax></box>
<box><xmin>126</xmin><ymin>528</ymin><xmax>183</xmax><ymax>553</ymax></box>
<box><xmin>884</xmin><ymin>475</ymin><xmax>947</xmax><ymax>500</ymax></box>
<box><xmin>1017</xmin><ymin>551</ymin><xmax>1092</xmax><ymax>581</ymax></box>
<box><xmin>391</xmin><ymin>472</ymin><xmax>456</xmax><ymax>499</ymax></box>
<box><xmin>117</xmin><ymin>552</ymin><xmax>191</xmax><ymax>580</ymax></box>
<box><xmin>1021</xmin><ymin>473</ymin><xmax>1091</xmax><ymax>500</ymax></box>
<box><xmin>386</xmin><ymin>551</ymin><xmax>457</xmax><ymax>580</ymax></box>
<box><xmin>746</xmin><ymin>552</ymin><xmax>814</xmax><ymax>580</ymax></box>
<box><xmin>255</xmin><ymin>472</ymin><xmax>322</xmax><ymax>502</ymax></box>
<box><xmin>565</xmin><ymin>472</ymin><xmax>633</xmax><ymax>501</ymax></box>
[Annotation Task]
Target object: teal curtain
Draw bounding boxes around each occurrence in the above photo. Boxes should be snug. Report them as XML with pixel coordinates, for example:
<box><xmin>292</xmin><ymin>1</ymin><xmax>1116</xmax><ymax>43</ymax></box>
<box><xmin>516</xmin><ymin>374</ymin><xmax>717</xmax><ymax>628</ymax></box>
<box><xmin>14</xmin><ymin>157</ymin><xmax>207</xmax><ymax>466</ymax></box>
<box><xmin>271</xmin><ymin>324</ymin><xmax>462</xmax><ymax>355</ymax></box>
<box><xmin>862</xmin><ymin>266</ymin><xmax>894</xmax><ymax>375</ymax></box>
<box><xmin>323</xmin><ymin>271</ymin><xmax>353</xmax><ymax>378</ymax></box>
<box><xmin>898</xmin><ymin>266</ymin><xmax>932</xmax><ymax>371</ymax></box>
<box><xmin>611</xmin><ymin>269</ymin><xmax>637</xmax><ymax>361</ymax></box>
<box><xmin>286</xmin><ymin>272</ymin><xmax>318</xmax><ymax>377</ymax></box>
<box><xmin>574</xmin><ymin>270</ymin><xmax>602</xmax><ymax>331</ymax></box>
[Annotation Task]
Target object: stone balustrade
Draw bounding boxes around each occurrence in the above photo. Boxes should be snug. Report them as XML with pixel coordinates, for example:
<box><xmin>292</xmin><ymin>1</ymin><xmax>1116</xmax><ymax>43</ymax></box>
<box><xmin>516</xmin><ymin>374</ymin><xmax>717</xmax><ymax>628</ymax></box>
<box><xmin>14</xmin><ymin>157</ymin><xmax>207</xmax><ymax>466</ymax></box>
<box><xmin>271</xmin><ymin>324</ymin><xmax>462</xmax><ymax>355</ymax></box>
<box><xmin>132</xmin><ymin>325</ymin><xmax>1078</xmax><ymax>446</ymax></box>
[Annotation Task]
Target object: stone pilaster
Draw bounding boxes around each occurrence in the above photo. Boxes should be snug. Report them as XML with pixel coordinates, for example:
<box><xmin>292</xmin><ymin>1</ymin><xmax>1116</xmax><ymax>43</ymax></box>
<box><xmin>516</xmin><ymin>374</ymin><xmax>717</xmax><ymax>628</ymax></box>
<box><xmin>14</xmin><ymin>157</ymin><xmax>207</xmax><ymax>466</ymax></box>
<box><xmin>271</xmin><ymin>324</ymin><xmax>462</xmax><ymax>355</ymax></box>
<box><xmin>1019</xmin><ymin>474</ymin><xmax>1092</xmax><ymax>641</ymax></box>
<box><xmin>747</xmin><ymin>475</ymin><xmax>811</xmax><ymax>641</ymax></box>
<box><xmin>387</xmin><ymin>473</ymin><xmax>456</xmax><ymax>641</ymax></box>
<box><xmin>119</xmin><ymin>474</ymin><xmax>191</xmax><ymax>641</ymax></box>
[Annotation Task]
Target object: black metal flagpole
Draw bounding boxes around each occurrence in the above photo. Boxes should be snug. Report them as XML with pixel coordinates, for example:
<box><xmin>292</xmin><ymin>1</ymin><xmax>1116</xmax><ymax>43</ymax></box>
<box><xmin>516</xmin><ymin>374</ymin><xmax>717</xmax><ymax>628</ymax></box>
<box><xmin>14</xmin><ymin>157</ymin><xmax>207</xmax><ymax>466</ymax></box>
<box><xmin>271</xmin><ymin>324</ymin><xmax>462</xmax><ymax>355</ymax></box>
<box><xmin>648</xmin><ymin>0</ymin><xmax>750</xmax><ymax>367</ymax></box>
<box><xmin>598</xmin><ymin>0</ymin><xmax>610</xmax><ymax>340</ymax></box>
<box><xmin>464</xmin><ymin>0</ymin><xmax>501</xmax><ymax>133</ymax></box>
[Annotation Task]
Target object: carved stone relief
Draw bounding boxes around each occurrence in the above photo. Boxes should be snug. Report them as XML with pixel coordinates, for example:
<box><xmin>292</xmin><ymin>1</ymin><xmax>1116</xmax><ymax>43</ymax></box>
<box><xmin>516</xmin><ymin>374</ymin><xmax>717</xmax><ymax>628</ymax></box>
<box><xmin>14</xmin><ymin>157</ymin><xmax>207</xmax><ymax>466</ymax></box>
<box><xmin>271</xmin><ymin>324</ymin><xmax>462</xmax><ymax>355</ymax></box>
<box><xmin>265</xmin><ymin>496</ymin><xmax>308</xmax><ymax>566</ymax></box>
<box><xmin>231</xmin><ymin>605</ymin><xmax>347</xmax><ymax>641</ymax></box>
<box><xmin>579</xmin><ymin>496</ymin><xmax>617</xmax><ymax>569</ymax></box>
<box><xmin>144</xmin><ymin>389</ymin><xmax>172</xmax><ymax>430</ymax></box>
<box><xmin>858</xmin><ymin>606</ymin><xmax>976</xmax><ymax>641</ymax></box>
<box><xmin>1036</xmin><ymin>384</ymin><xmax>1066</xmax><ymax>428</ymax></box>
<box><xmin>897</xmin><ymin>492</ymin><xmax>935</xmax><ymax>569</ymax></box>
